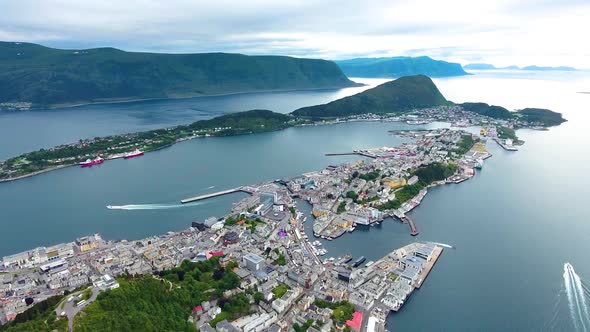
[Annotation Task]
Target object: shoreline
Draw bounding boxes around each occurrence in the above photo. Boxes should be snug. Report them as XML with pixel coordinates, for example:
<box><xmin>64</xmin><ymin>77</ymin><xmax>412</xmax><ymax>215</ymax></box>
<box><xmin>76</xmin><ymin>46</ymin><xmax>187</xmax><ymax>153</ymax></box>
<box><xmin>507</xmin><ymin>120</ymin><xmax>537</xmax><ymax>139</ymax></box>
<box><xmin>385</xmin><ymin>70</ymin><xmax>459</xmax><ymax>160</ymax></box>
<box><xmin>14</xmin><ymin>83</ymin><xmax>365</xmax><ymax>111</ymax></box>
<box><xmin>0</xmin><ymin>118</ymin><xmax>393</xmax><ymax>183</ymax></box>
<box><xmin>0</xmin><ymin>107</ymin><xmax>541</xmax><ymax>184</ymax></box>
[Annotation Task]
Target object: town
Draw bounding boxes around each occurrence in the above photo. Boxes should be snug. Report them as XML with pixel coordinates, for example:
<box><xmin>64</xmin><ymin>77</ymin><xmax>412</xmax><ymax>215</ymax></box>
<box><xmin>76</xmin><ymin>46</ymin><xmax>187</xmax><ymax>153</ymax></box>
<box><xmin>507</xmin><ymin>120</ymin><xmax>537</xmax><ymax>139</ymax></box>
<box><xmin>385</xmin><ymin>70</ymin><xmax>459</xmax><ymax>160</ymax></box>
<box><xmin>0</xmin><ymin>112</ymin><xmax>509</xmax><ymax>331</ymax></box>
<box><xmin>0</xmin><ymin>104</ymin><xmax>534</xmax><ymax>183</ymax></box>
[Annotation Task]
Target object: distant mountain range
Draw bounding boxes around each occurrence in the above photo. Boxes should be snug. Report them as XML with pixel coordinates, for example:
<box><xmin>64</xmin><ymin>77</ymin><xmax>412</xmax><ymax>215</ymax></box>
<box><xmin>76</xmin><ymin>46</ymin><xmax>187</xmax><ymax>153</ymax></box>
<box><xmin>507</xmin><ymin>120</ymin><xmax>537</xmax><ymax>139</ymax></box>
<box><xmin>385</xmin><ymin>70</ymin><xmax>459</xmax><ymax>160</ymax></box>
<box><xmin>0</xmin><ymin>42</ymin><xmax>359</xmax><ymax>108</ymax></box>
<box><xmin>464</xmin><ymin>63</ymin><xmax>576</xmax><ymax>71</ymax></box>
<box><xmin>335</xmin><ymin>56</ymin><xmax>468</xmax><ymax>78</ymax></box>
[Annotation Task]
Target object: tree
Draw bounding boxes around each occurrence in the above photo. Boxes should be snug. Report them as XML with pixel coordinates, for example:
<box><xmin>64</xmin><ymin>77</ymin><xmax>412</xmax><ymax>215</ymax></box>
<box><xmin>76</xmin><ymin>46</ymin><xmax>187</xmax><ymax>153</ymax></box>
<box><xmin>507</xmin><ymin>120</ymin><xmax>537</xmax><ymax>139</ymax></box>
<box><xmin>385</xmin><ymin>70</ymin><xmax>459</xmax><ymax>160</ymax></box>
<box><xmin>253</xmin><ymin>292</ymin><xmax>264</xmax><ymax>304</ymax></box>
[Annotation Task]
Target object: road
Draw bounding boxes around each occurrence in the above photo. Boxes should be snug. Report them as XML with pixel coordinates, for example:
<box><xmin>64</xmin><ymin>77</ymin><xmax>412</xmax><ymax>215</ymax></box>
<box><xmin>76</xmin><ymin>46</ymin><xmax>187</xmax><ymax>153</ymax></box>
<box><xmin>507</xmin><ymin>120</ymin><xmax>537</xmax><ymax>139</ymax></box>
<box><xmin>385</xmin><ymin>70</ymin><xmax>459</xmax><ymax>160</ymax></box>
<box><xmin>55</xmin><ymin>287</ymin><xmax>98</xmax><ymax>332</ymax></box>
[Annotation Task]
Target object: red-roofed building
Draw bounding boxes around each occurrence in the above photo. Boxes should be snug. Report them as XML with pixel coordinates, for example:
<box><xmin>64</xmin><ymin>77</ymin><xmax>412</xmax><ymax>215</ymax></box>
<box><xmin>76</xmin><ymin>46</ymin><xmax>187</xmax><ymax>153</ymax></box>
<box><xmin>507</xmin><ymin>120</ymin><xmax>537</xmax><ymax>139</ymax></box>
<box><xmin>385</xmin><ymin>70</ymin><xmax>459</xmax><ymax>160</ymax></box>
<box><xmin>5</xmin><ymin>311</ymin><xmax>17</xmax><ymax>322</ymax></box>
<box><xmin>192</xmin><ymin>305</ymin><xmax>203</xmax><ymax>317</ymax></box>
<box><xmin>211</xmin><ymin>250</ymin><xmax>224</xmax><ymax>257</ymax></box>
<box><xmin>346</xmin><ymin>311</ymin><xmax>363</xmax><ymax>331</ymax></box>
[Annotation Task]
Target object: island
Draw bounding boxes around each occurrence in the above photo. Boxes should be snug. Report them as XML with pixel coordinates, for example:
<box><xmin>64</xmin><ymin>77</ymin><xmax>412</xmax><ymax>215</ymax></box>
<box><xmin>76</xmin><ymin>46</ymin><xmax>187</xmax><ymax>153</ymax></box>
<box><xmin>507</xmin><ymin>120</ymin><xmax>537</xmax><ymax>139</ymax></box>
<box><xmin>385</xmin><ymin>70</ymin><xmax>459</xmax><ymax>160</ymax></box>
<box><xmin>464</xmin><ymin>63</ymin><xmax>576</xmax><ymax>71</ymax></box>
<box><xmin>0</xmin><ymin>75</ymin><xmax>566</xmax><ymax>182</ymax></box>
<box><xmin>0</xmin><ymin>42</ymin><xmax>359</xmax><ymax>109</ymax></box>
<box><xmin>335</xmin><ymin>56</ymin><xmax>468</xmax><ymax>78</ymax></box>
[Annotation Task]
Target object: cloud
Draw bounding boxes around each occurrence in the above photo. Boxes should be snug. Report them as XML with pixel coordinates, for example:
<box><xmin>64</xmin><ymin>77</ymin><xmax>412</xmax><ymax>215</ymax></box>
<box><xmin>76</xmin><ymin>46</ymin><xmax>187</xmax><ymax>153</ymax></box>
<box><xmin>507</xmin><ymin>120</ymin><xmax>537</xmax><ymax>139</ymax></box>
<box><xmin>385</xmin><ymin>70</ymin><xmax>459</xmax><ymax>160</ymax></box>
<box><xmin>0</xmin><ymin>0</ymin><xmax>589</xmax><ymax>67</ymax></box>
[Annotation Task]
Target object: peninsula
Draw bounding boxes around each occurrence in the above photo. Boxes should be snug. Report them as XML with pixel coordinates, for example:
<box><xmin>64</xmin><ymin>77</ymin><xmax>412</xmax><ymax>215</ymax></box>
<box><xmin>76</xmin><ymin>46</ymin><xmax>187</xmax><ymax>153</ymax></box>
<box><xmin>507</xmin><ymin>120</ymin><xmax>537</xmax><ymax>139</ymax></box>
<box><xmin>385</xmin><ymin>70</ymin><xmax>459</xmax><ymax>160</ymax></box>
<box><xmin>0</xmin><ymin>42</ymin><xmax>359</xmax><ymax>109</ymax></box>
<box><xmin>335</xmin><ymin>56</ymin><xmax>468</xmax><ymax>78</ymax></box>
<box><xmin>2</xmin><ymin>122</ymin><xmax>484</xmax><ymax>331</ymax></box>
<box><xmin>0</xmin><ymin>75</ymin><xmax>566</xmax><ymax>182</ymax></box>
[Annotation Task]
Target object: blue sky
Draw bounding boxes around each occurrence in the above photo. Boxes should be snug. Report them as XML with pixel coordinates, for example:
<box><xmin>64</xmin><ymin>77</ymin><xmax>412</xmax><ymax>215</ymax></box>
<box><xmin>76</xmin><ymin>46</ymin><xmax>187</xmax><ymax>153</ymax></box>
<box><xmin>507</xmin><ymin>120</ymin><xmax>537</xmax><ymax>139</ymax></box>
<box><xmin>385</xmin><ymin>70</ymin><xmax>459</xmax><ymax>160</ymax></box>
<box><xmin>0</xmin><ymin>0</ymin><xmax>588</xmax><ymax>67</ymax></box>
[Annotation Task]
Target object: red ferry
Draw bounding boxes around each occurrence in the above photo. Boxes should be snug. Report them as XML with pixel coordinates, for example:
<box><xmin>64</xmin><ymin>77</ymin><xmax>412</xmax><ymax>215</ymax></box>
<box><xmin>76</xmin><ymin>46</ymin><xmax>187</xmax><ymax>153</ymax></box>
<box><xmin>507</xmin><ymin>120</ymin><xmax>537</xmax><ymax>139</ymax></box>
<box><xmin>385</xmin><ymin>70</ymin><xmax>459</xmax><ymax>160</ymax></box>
<box><xmin>79</xmin><ymin>157</ymin><xmax>104</xmax><ymax>167</ymax></box>
<box><xmin>124</xmin><ymin>149</ymin><xmax>144</xmax><ymax>159</ymax></box>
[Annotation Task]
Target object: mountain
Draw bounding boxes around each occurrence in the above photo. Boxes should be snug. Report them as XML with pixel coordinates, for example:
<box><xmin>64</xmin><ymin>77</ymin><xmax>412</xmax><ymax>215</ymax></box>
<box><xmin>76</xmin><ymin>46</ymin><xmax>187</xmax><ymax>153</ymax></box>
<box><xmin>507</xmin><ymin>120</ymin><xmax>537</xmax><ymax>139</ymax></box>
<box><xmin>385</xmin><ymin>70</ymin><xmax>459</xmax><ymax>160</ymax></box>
<box><xmin>521</xmin><ymin>65</ymin><xmax>576</xmax><ymax>71</ymax></box>
<box><xmin>463</xmin><ymin>63</ymin><xmax>497</xmax><ymax>70</ymax></box>
<box><xmin>335</xmin><ymin>56</ymin><xmax>468</xmax><ymax>78</ymax></box>
<box><xmin>291</xmin><ymin>75</ymin><xmax>449</xmax><ymax>118</ymax></box>
<box><xmin>0</xmin><ymin>42</ymin><xmax>359</xmax><ymax>107</ymax></box>
<box><xmin>464</xmin><ymin>63</ymin><xmax>577</xmax><ymax>71</ymax></box>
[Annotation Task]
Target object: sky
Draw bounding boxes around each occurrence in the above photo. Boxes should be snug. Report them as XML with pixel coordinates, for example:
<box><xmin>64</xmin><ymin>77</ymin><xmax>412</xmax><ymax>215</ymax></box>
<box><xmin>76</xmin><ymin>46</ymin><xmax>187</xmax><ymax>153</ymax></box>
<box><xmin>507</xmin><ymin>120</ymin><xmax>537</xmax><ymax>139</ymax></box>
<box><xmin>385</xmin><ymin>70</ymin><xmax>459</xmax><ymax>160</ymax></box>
<box><xmin>0</xmin><ymin>0</ymin><xmax>589</xmax><ymax>67</ymax></box>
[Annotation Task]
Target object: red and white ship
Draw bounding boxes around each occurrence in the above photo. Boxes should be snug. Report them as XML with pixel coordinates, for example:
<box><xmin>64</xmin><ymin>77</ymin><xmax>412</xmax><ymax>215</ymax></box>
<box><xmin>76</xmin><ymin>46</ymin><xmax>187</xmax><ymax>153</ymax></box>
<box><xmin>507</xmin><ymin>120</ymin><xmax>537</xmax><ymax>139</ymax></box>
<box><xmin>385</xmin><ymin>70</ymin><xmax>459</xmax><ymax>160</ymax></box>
<box><xmin>79</xmin><ymin>157</ymin><xmax>104</xmax><ymax>167</ymax></box>
<box><xmin>124</xmin><ymin>149</ymin><xmax>144</xmax><ymax>159</ymax></box>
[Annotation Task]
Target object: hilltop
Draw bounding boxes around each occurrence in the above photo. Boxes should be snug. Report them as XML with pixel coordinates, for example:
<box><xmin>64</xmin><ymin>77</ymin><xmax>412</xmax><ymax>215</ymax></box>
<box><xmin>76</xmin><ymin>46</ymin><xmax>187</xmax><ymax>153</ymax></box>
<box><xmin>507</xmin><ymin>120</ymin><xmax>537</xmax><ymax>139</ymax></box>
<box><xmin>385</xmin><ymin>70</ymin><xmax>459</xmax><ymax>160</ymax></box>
<box><xmin>335</xmin><ymin>56</ymin><xmax>468</xmax><ymax>78</ymax></box>
<box><xmin>291</xmin><ymin>75</ymin><xmax>449</xmax><ymax>118</ymax></box>
<box><xmin>0</xmin><ymin>42</ymin><xmax>359</xmax><ymax>108</ymax></box>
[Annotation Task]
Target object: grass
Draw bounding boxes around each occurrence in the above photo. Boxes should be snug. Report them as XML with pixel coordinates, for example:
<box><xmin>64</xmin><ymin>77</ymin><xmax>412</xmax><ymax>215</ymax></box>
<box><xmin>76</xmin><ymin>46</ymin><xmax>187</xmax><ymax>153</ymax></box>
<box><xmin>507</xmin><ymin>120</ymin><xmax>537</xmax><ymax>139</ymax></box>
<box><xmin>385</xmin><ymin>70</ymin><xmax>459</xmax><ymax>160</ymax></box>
<box><xmin>272</xmin><ymin>284</ymin><xmax>290</xmax><ymax>299</ymax></box>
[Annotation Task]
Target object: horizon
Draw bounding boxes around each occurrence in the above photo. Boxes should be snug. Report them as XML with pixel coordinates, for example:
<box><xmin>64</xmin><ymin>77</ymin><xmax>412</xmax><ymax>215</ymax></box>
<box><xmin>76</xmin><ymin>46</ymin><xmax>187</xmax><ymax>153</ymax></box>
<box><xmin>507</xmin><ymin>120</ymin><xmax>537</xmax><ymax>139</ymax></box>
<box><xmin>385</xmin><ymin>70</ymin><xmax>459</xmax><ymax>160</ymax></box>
<box><xmin>1</xmin><ymin>0</ymin><xmax>589</xmax><ymax>68</ymax></box>
<box><xmin>0</xmin><ymin>40</ymin><xmax>585</xmax><ymax>70</ymax></box>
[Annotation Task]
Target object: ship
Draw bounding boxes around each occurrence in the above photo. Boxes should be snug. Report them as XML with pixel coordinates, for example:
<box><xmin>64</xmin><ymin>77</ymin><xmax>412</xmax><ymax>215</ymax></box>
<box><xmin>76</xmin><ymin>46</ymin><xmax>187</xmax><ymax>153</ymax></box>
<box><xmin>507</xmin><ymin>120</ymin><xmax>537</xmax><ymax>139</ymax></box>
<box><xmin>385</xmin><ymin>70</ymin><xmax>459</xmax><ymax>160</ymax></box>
<box><xmin>79</xmin><ymin>157</ymin><xmax>104</xmax><ymax>167</ymax></box>
<box><xmin>342</xmin><ymin>254</ymin><xmax>353</xmax><ymax>264</ymax></box>
<box><xmin>475</xmin><ymin>159</ymin><xmax>484</xmax><ymax>169</ymax></box>
<box><xmin>352</xmin><ymin>256</ymin><xmax>366</xmax><ymax>268</ymax></box>
<box><xmin>124</xmin><ymin>149</ymin><xmax>144</xmax><ymax>159</ymax></box>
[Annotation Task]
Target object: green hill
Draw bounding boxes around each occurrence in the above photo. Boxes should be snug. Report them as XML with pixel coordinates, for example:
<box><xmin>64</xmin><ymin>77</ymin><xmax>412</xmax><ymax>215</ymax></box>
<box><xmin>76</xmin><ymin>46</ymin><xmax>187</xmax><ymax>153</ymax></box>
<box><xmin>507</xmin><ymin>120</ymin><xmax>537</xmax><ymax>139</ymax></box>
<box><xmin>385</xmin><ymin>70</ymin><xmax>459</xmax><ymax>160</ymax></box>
<box><xmin>459</xmin><ymin>102</ymin><xmax>512</xmax><ymax>119</ymax></box>
<box><xmin>291</xmin><ymin>75</ymin><xmax>449</xmax><ymax>118</ymax></box>
<box><xmin>0</xmin><ymin>42</ymin><xmax>358</xmax><ymax>107</ymax></box>
<box><xmin>516</xmin><ymin>108</ymin><xmax>567</xmax><ymax>126</ymax></box>
<box><xmin>335</xmin><ymin>56</ymin><xmax>468</xmax><ymax>78</ymax></box>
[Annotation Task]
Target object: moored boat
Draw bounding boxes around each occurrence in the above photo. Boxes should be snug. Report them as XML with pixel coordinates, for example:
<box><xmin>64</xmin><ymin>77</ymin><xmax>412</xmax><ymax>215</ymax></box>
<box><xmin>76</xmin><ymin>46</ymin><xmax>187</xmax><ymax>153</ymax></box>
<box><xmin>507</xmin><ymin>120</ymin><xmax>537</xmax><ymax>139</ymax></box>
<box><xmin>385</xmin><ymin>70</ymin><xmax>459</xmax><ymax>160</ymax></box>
<box><xmin>124</xmin><ymin>149</ymin><xmax>144</xmax><ymax>159</ymax></box>
<box><xmin>79</xmin><ymin>157</ymin><xmax>104</xmax><ymax>167</ymax></box>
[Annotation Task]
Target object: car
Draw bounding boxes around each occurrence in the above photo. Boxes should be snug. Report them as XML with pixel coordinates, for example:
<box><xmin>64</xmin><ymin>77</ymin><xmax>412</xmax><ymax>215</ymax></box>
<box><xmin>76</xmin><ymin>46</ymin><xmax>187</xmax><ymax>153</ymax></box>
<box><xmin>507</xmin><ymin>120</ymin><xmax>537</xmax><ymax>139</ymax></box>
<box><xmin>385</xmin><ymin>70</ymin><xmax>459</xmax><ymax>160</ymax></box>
<box><xmin>60</xmin><ymin>311</ymin><xmax>66</xmax><ymax>317</ymax></box>
<box><xmin>67</xmin><ymin>296</ymin><xmax>74</xmax><ymax>302</ymax></box>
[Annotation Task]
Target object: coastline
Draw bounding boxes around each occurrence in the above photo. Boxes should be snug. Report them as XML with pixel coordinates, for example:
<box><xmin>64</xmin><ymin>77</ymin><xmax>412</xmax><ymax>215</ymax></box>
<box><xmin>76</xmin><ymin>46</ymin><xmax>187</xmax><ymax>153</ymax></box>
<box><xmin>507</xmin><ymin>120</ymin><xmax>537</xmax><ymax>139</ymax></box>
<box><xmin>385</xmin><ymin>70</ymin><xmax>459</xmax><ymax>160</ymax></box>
<box><xmin>0</xmin><ymin>164</ymin><xmax>74</xmax><ymax>183</ymax></box>
<box><xmin>24</xmin><ymin>83</ymin><xmax>365</xmax><ymax>110</ymax></box>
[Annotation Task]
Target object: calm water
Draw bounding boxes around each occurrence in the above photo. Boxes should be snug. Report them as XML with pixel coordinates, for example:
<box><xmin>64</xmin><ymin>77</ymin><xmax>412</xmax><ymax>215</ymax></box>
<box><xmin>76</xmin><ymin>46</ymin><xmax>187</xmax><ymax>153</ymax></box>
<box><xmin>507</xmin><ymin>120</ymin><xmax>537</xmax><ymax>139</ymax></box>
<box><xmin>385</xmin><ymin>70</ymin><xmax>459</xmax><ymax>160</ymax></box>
<box><xmin>1</xmin><ymin>71</ymin><xmax>589</xmax><ymax>331</ymax></box>
<box><xmin>0</xmin><ymin>79</ymin><xmax>385</xmax><ymax>160</ymax></box>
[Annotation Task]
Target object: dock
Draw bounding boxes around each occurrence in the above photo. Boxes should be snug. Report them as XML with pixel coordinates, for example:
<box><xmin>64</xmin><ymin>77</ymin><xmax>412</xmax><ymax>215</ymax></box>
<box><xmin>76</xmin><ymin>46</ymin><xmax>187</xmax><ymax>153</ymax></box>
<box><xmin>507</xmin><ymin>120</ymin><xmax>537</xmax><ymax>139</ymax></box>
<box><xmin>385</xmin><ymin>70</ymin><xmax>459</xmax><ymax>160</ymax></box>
<box><xmin>414</xmin><ymin>245</ymin><xmax>443</xmax><ymax>288</ymax></box>
<box><xmin>398</xmin><ymin>214</ymin><xmax>419</xmax><ymax>236</ymax></box>
<box><xmin>181</xmin><ymin>187</ymin><xmax>253</xmax><ymax>204</ymax></box>
<box><xmin>325</xmin><ymin>151</ymin><xmax>377</xmax><ymax>158</ymax></box>
<box><xmin>325</xmin><ymin>152</ymin><xmax>358</xmax><ymax>156</ymax></box>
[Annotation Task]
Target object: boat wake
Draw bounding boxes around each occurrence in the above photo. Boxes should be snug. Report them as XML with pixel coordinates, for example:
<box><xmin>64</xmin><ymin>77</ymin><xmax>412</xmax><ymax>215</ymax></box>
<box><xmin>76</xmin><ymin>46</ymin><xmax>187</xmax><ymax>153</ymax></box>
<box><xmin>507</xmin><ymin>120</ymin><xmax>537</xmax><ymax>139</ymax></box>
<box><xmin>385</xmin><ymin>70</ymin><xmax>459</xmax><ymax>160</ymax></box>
<box><xmin>423</xmin><ymin>241</ymin><xmax>455</xmax><ymax>249</ymax></box>
<box><xmin>107</xmin><ymin>201</ymin><xmax>204</xmax><ymax>210</ymax></box>
<box><xmin>563</xmin><ymin>263</ymin><xmax>590</xmax><ymax>331</ymax></box>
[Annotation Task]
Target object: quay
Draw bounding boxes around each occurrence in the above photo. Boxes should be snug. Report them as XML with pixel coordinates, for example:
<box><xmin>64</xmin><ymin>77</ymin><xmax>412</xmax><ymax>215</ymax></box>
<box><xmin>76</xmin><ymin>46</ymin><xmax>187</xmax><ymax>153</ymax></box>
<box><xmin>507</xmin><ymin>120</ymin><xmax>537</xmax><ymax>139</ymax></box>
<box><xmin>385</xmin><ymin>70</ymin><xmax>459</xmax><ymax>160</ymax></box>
<box><xmin>180</xmin><ymin>186</ymin><xmax>254</xmax><ymax>204</ymax></box>
<box><xmin>494</xmin><ymin>138</ymin><xmax>518</xmax><ymax>151</ymax></box>
<box><xmin>414</xmin><ymin>246</ymin><xmax>443</xmax><ymax>288</ymax></box>
<box><xmin>397</xmin><ymin>214</ymin><xmax>419</xmax><ymax>236</ymax></box>
<box><xmin>325</xmin><ymin>151</ymin><xmax>377</xmax><ymax>158</ymax></box>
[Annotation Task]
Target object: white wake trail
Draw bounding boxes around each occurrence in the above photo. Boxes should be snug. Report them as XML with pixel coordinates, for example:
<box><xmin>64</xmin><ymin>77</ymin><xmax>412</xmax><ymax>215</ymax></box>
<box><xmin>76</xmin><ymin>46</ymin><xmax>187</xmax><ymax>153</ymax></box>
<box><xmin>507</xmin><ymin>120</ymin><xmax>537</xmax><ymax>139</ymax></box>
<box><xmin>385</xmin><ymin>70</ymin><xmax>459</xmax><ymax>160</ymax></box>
<box><xmin>107</xmin><ymin>201</ymin><xmax>204</xmax><ymax>210</ymax></box>
<box><xmin>564</xmin><ymin>263</ymin><xmax>590</xmax><ymax>331</ymax></box>
<box><xmin>423</xmin><ymin>241</ymin><xmax>455</xmax><ymax>249</ymax></box>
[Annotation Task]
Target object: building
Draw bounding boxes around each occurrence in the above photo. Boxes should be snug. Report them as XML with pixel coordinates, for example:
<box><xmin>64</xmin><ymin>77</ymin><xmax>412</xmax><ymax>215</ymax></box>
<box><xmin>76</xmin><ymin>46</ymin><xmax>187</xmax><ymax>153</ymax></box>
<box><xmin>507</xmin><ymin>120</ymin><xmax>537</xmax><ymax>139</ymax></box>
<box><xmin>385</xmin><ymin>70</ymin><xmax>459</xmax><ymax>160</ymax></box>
<box><xmin>382</xmin><ymin>177</ymin><xmax>407</xmax><ymax>189</ymax></box>
<box><xmin>93</xmin><ymin>274</ymin><xmax>120</xmax><ymax>290</ymax></box>
<box><xmin>45</xmin><ymin>243</ymin><xmax>74</xmax><ymax>262</ymax></box>
<box><xmin>223</xmin><ymin>231</ymin><xmax>239</xmax><ymax>246</ymax></box>
<box><xmin>243</xmin><ymin>253</ymin><xmax>265</xmax><ymax>272</ymax></box>
<box><xmin>407</xmin><ymin>175</ymin><xmax>419</xmax><ymax>185</ymax></box>
<box><xmin>75</xmin><ymin>234</ymin><xmax>101</xmax><ymax>253</ymax></box>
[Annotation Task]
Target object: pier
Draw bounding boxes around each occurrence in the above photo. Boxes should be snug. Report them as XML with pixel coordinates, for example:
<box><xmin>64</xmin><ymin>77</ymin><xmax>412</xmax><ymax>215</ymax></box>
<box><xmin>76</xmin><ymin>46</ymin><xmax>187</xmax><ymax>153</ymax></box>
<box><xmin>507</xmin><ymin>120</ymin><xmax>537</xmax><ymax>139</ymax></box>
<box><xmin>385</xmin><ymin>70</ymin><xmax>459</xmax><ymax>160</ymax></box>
<box><xmin>414</xmin><ymin>246</ymin><xmax>443</xmax><ymax>288</ymax></box>
<box><xmin>324</xmin><ymin>151</ymin><xmax>377</xmax><ymax>158</ymax></box>
<box><xmin>325</xmin><ymin>152</ymin><xmax>358</xmax><ymax>156</ymax></box>
<box><xmin>398</xmin><ymin>214</ymin><xmax>419</xmax><ymax>236</ymax></box>
<box><xmin>180</xmin><ymin>187</ymin><xmax>254</xmax><ymax>204</ymax></box>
